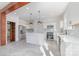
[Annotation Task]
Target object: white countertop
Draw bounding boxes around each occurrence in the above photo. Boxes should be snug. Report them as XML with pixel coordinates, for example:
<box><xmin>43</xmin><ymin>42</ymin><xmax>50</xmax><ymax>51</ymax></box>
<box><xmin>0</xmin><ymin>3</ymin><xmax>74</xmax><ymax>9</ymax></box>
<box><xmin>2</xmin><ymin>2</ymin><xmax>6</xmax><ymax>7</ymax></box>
<box><xmin>59</xmin><ymin>35</ymin><xmax>79</xmax><ymax>43</ymax></box>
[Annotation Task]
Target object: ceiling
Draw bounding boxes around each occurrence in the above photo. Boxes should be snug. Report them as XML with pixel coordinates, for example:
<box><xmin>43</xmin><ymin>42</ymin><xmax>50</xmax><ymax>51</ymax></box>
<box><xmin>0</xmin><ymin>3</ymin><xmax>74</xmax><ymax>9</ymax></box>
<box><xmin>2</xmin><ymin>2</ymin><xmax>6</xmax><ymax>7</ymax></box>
<box><xmin>8</xmin><ymin>2</ymin><xmax>69</xmax><ymax>22</ymax></box>
<box><xmin>0</xmin><ymin>2</ymin><xmax>10</xmax><ymax>10</ymax></box>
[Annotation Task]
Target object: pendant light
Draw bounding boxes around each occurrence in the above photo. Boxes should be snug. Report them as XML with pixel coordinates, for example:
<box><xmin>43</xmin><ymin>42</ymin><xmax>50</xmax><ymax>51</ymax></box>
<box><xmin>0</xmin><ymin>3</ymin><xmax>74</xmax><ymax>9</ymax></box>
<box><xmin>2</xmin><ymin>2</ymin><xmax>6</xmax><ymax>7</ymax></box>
<box><xmin>29</xmin><ymin>13</ymin><xmax>33</xmax><ymax>24</ymax></box>
<box><xmin>37</xmin><ymin>10</ymin><xmax>42</xmax><ymax>24</ymax></box>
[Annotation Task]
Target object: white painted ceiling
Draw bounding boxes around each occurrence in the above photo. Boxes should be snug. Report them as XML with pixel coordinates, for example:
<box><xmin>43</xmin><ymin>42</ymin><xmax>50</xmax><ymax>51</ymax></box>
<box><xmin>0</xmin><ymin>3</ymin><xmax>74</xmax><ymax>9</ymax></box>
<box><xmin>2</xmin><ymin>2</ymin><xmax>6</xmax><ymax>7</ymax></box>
<box><xmin>9</xmin><ymin>2</ymin><xmax>69</xmax><ymax>22</ymax></box>
<box><xmin>0</xmin><ymin>2</ymin><xmax>10</xmax><ymax>10</ymax></box>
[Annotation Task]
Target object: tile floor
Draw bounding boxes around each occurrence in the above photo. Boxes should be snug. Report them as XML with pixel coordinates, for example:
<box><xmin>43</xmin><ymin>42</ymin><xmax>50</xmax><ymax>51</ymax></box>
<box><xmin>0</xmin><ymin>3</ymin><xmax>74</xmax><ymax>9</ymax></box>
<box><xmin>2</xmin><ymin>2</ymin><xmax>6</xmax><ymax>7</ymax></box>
<box><xmin>0</xmin><ymin>39</ymin><xmax>60</xmax><ymax>56</ymax></box>
<box><xmin>0</xmin><ymin>40</ymin><xmax>42</xmax><ymax>56</ymax></box>
<box><xmin>46</xmin><ymin>40</ymin><xmax>61</xmax><ymax>56</ymax></box>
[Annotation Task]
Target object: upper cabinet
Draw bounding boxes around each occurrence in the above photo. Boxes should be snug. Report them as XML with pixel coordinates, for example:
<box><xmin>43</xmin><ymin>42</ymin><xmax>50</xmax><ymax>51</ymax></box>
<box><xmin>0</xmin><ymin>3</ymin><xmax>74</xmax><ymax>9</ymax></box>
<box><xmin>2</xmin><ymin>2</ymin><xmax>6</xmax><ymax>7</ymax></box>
<box><xmin>64</xmin><ymin>2</ymin><xmax>79</xmax><ymax>30</ymax></box>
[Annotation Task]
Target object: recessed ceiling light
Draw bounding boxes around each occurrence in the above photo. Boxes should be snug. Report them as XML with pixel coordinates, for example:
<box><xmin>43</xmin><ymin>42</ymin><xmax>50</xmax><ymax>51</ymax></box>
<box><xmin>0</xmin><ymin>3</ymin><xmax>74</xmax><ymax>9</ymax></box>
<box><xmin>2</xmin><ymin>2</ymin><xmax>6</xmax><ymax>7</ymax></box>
<box><xmin>26</xmin><ymin>7</ymin><xmax>29</xmax><ymax>10</ymax></box>
<box><xmin>14</xmin><ymin>13</ymin><xmax>17</xmax><ymax>14</ymax></box>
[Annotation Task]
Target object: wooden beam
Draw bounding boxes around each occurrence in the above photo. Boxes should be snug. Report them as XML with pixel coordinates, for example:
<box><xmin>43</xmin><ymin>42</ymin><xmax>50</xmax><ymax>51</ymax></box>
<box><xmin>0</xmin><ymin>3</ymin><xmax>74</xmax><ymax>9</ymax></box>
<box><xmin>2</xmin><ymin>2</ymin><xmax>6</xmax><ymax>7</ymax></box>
<box><xmin>0</xmin><ymin>11</ymin><xmax>1</xmax><ymax>36</ymax></box>
<box><xmin>0</xmin><ymin>12</ymin><xmax>6</xmax><ymax>45</ymax></box>
<box><xmin>1</xmin><ymin>2</ymin><xmax>30</xmax><ymax>14</ymax></box>
<box><xmin>0</xmin><ymin>2</ymin><xmax>17</xmax><ymax>13</ymax></box>
<box><xmin>0</xmin><ymin>2</ymin><xmax>30</xmax><ymax>45</ymax></box>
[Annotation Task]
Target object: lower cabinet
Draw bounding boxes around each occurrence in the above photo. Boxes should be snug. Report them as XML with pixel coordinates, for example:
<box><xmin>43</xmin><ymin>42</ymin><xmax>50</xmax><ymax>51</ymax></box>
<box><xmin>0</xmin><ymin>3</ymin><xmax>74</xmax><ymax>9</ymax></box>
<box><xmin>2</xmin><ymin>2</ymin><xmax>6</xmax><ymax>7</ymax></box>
<box><xmin>61</xmin><ymin>39</ymin><xmax>79</xmax><ymax>56</ymax></box>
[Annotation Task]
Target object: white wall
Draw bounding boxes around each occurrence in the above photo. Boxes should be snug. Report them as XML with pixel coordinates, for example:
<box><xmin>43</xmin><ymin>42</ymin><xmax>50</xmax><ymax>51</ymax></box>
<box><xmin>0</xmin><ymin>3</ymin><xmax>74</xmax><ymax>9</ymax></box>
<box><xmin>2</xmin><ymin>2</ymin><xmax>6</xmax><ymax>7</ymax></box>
<box><xmin>64</xmin><ymin>2</ymin><xmax>79</xmax><ymax>29</ymax></box>
<box><xmin>65</xmin><ymin>2</ymin><xmax>79</xmax><ymax>22</ymax></box>
<box><xmin>19</xmin><ymin>19</ymin><xmax>27</xmax><ymax>27</ymax></box>
<box><xmin>6</xmin><ymin>13</ymin><xmax>27</xmax><ymax>44</ymax></box>
<box><xmin>44</xmin><ymin>16</ymin><xmax>64</xmax><ymax>32</ymax></box>
<box><xmin>64</xmin><ymin>2</ymin><xmax>79</xmax><ymax>36</ymax></box>
<box><xmin>6</xmin><ymin>14</ymin><xmax>19</xmax><ymax>43</ymax></box>
<box><xmin>42</xmin><ymin>16</ymin><xmax>64</xmax><ymax>41</ymax></box>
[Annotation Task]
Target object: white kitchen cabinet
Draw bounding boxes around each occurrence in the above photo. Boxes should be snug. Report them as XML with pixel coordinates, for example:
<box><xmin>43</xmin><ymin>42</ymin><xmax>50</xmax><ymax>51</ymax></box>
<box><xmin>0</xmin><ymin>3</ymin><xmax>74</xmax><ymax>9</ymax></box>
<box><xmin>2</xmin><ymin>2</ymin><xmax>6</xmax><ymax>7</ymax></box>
<box><xmin>60</xmin><ymin>35</ymin><xmax>79</xmax><ymax>56</ymax></box>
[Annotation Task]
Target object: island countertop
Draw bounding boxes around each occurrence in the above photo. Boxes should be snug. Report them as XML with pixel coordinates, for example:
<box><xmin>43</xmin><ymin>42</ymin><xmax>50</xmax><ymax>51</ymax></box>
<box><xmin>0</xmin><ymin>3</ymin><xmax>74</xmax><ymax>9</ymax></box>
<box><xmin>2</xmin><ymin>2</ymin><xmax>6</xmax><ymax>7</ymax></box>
<box><xmin>59</xmin><ymin>35</ymin><xmax>79</xmax><ymax>43</ymax></box>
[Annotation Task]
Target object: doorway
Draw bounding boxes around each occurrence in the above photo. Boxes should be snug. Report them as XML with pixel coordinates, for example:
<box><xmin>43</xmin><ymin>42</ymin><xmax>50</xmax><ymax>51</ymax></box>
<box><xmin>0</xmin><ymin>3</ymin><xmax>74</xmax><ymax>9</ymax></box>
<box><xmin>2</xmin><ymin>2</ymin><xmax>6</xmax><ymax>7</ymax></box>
<box><xmin>7</xmin><ymin>21</ymin><xmax>15</xmax><ymax>44</ymax></box>
<box><xmin>46</xmin><ymin>25</ymin><xmax>54</xmax><ymax>40</ymax></box>
<box><xmin>18</xmin><ymin>25</ymin><xmax>26</xmax><ymax>41</ymax></box>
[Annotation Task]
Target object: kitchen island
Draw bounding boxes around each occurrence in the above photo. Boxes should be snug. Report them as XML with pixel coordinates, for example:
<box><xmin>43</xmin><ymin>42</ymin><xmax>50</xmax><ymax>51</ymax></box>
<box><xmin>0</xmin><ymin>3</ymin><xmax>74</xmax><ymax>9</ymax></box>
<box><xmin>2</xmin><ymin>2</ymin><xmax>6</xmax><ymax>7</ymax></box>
<box><xmin>26</xmin><ymin>32</ymin><xmax>45</xmax><ymax>46</ymax></box>
<box><xmin>60</xmin><ymin>35</ymin><xmax>79</xmax><ymax>56</ymax></box>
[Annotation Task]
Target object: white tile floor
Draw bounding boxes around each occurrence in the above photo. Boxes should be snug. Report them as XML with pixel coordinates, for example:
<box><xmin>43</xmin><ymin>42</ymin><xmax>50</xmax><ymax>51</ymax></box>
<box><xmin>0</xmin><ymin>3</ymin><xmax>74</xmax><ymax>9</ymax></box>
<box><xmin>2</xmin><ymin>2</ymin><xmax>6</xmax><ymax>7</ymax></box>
<box><xmin>46</xmin><ymin>40</ymin><xmax>60</xmax><ymax>56</ymax></box>
<box><xmin>0</xmin><ymin>40</ymin><xmax>43</xmax><ymax>56</ymax></box>
<box><xmin>0</xmin><ymin>39</ymin><xmax>60</xmax><ymax>56</ymax></box>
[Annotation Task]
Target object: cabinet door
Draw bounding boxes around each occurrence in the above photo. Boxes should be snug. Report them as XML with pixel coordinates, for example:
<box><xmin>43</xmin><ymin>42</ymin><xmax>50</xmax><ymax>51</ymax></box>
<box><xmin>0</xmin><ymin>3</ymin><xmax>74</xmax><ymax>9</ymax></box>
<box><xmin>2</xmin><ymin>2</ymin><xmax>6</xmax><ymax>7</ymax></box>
<box><xmin>10</xmin><ymin>22</ymin><xmax>15</xmax><ymax>42</ymax></box>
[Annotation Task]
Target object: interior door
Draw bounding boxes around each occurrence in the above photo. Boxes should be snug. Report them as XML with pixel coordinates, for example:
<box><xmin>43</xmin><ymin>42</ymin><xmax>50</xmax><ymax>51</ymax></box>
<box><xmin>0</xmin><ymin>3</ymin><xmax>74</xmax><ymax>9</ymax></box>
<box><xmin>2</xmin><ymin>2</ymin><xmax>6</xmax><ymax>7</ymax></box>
<box><xmin>10</xmin><ymin>22</ymin><xmax>15</xmax><ymax>42</ymax></box>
